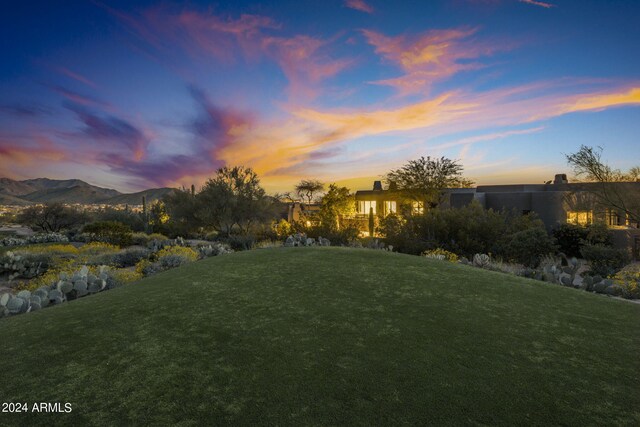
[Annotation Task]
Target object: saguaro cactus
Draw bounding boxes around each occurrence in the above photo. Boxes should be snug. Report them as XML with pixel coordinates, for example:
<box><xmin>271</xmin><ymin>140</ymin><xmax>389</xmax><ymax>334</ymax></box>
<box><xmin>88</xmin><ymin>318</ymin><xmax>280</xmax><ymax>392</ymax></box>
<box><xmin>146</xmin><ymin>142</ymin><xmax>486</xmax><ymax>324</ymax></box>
<box><xmin>368</xmin><ymin>207</ymin><xmax>375</xmax><ymax>237</ymax></box>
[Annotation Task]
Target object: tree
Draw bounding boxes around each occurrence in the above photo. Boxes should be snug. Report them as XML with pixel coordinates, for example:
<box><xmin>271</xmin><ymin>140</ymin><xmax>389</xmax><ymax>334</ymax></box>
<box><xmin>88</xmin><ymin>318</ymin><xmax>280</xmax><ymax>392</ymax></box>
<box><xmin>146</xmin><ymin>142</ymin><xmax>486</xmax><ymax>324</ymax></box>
<box><xmin>163</xmin><ymin>187</ymin><xmax>202</xmax><ymax>237</ymax></box>
<box><xmin>295</xmin><ymin>180</ymin><xmax>324</xmax><ymax>204</ymax></box>
<box><xmin>195</xmin><ymin>166</ymin><xmax>275</xmax><ymax>235</ymax></box>
<box><xmin>386</xmin><ymin>156</ymin><xmax>474</xmax><ymax>209</ymax></box>
<box><xmin>566</xmin><ymin>145</ymin><xmax>640</xmax><ymax>224</ymax></box>
<box><xmin>319</xmin><ymin>184</ymin><xmax>355</xmax><ymax>230</ymax></box>
<box><xmin>17</xmin><ymin>203</ymin><xmax>89</xmax><ymax>232</ymax></box>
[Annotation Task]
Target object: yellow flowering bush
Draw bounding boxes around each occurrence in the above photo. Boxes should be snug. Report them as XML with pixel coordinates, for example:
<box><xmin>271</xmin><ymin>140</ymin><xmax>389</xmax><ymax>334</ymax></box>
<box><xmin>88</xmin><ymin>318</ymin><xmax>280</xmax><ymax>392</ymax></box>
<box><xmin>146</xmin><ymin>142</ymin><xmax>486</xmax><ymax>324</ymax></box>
<box><xmin>109</xmin><ymin>268</ymin><xmax>143</xmax><ymax>285</ymax></box>
<box><xmin>422</xmin><ymin>248</ymin><xmax>459</xmax><ymax>263</ymax></box>
<box><xmin>156</xmin><ymin>245</ymin><xmax>199</xmax><ymax>262</ymax></box>
<box><xmin>16</xmin><ymin>244</ymin><xmax>79</xmax><ymax>256</ymax></box>
<box><xmin>79</xmin><ymin>242</ymin><xmax>120</xmax><ymax>255</ymax></box>
<box><xmin>613</xmin><ymin>267</ymin><xmax>640</xmax><ymax>299</ymax></box>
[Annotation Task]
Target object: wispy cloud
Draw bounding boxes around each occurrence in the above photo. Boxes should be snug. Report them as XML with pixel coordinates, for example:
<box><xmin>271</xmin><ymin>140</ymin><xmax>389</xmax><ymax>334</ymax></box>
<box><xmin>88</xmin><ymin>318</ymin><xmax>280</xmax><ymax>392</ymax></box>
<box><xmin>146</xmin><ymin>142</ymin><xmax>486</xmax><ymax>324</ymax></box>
<box><xmin>106</xmin><ymin>5</ymin><xmax>350</xmax><ymax>101</ymax></box>
<box><xmin>362</xmin><ymin>27</ymin><xmax>508</xmax><ymax>96</ymax></box>
<box><xmin>345</xmin><ymin>0</ymin><xmax>375</xmax><ymax>14</ymax></box>
<box><xmin>519</xmin><ymin>0</ymin><xmax>555</xmax><ymax>9</ymax></box>
<box><xmin>55</xmin><ymin>67</ymin><xmax>98</xmax><ymax>88</ymax></box>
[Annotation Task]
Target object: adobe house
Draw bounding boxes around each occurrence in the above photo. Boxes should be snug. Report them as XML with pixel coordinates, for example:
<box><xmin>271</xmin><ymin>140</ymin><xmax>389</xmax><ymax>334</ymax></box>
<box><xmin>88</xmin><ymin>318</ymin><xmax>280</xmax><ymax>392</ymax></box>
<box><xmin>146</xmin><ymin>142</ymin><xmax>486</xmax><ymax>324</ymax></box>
<box><xmin>354</xmin><ymin>175</ymin><xmax>640</xmax><ymax>258</ymax></box>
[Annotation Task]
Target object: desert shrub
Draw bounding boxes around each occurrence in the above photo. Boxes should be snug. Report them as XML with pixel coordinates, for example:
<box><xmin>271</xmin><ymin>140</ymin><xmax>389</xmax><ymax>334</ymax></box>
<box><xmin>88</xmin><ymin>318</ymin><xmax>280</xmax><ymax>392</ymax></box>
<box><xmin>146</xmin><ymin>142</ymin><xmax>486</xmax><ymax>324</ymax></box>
<box><xmin>197</xmin><ymin>242</ymin><xmax>233</xmax><ymax>258</ymax></box>
<box><xmin>585</xmin><ymin>222</ymin><xmax>613</xmax><ymax>246</ymax></box>
<box><xmin>0</xmin><ymin>232</ymin><xmax>69</xmax><ymax>248</ymax></box>
<box><xmin>254</xmin><ymin>240</ymin><xmax>283</xmax><ymax>249</ymax></box>
<box><xmin>79</xmin><ymin>242</ymin><xmax>120</xmax><ymax>256</ymax></box>
<box><xmin>155</xmin><ymin>246</ymin><xmax>198</xmax><ymax>270</ymax></box>
<box><xmin>552</xmin><ymin>224</ymin><xmax>588</xmax><ymax>257</ymax></box>
<box><xmin>613</xmin><ymin>265</ymin><xmax>640</xmax><ymax>299</ymax></box>
<box><xmin>82</xmin><ymin>221</ymin><xmax>133</xmax><ymax>247</ymax></box>
<box><xmin>113</xmin><ymin>247</ymin><xmax>151</xmax><ymax>267</ymax></box>
<box><xmin>422</xmin><ymin>248</ymin><xmax>458</xmax><ymax>263</ymax></box>
<box><xmin>107</xmin><ymin>269</ymin><xmax>143</xmax><ymax>287</ymax></box>
<box><xmin>381</xmin><ymin>202</ymin><xmax>547</xmax><ymax>258</ymax></box>
<box><xmin>503</xmin><ymin>228</ymin><xmax>557</xmax><ymax>268</ymax></box>
<box><xmin>218</xmin><ymin>235</ymin><xmax>256</xmax><ymax>251</ymax></box>
<box><xmin>16</xmin><ymin>244</ymin><xmax>79</xmax><ymax>257</ymax></box>
<box><xmin>131</xmin><ymin>232</ymin><xmax>150</xmax><ymax>246</ymax></box>
<box><xmin>581</xmin><ymin>244</ymin><xmax>629</xmax><ymax>277</ymax></box>
<box><xmin>273</xmin><ymin>219</ymin><xmax>293</xmax><ymax>239</ymax></box>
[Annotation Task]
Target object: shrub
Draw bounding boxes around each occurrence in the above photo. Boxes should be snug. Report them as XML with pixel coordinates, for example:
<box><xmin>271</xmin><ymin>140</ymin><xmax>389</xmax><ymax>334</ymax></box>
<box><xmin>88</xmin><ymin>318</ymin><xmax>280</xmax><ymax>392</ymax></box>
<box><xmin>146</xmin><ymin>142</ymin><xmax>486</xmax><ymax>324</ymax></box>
<box><xmin>422</xmin><ymin>248</ymin><xmax>458</xmax><ymax>263</ymax></box>
<box><xmin>113</xmin><ymin>247</ymin><xmax>151</xmax><ymax>267</ymax></box>
<box><xmin>82</xmin><ymin>221</ymin><xmax>133</xmax><ymax>247</ymax></box>
<box><xmin>552</xmin><ymin>224</ymin><xmax>588</xmax><ymax>258</ymax></box>
<box><xmin>0</xmin><ymin>232</ymin><xmax>69</xmax><ymax>248</ymax></box>
<box><xmin>155</xmin><ymin>246</ymin><xmax>198</xmax><ymax>270</ymax></box>
<box><xmin>107</xmin><ymin>269</ymin><xmax>143</xmax><ymax>287</ymax></box>
<box><xmin>16</xmin><ymin>244</ymin><xmax>79</xmax><ymax>257</ymax></box>
<box><xmin>197</xmin><ymin>242</ymin><xmax>233</xmax><ymax>258</ymax></box>
<box><xmin>131</xmin><ymin>232</ymin><xmax>150</xmax><ymax>246</ymax></box>
<box><xmin>79</xmin><ymin>242</ymin><xmax>120</xmax><ymax>256</ymax></box>
<box><xmin>503</xmin><ymin>228</ymin><xmax>557</xmax><ymax>268</ymax></box>
<box><xmin>581</xmin><ymin>244</ymin><xmax>630</xmax><ymax>277</ymax></box>
<box><xmin>219</xmin><ymin>235</ymin><xmax>256</xmax><ymax>251</ymax></box>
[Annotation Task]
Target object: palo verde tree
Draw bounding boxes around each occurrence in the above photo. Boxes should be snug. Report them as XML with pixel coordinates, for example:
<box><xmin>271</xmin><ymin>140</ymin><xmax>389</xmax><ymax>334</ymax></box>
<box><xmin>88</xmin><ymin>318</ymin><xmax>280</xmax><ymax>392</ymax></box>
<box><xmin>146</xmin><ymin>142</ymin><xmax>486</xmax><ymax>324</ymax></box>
<box><xmin>196</xmin><ymin>166</ymin><xmax>275</xmax><ymax>235</ymax></box>
<box><xmin>295</xmin><ymin>180</ymin><xmax>324</xmax><ymax>204</ymax></box>
<box><xmin>566</xmin><ymin>145</ymin><xmax>640</xmax><ymax>224</ymax></box>
<box><xmin>386</xmin><ymin>156</ymin><xmax>474</xmax><ymax>210</ymax></box>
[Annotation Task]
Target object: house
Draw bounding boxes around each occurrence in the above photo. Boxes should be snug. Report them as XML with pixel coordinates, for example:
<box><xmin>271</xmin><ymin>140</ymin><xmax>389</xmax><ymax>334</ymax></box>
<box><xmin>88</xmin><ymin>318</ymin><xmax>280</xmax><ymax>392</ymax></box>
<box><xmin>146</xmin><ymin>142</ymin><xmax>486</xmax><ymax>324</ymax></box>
<box><xmin>354</xmin><ymin>174</ymin><xmax>640</xmax><ymax>258</ymax></box>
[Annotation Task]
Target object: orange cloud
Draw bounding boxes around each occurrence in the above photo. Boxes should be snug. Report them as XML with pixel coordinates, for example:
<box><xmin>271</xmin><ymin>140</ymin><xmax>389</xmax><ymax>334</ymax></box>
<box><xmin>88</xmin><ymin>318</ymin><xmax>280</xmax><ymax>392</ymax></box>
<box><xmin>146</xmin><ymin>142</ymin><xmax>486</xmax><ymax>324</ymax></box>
<box><xmin>345</xmin><ymin>0</ymin><xmax>374</xmax><ymax>14</ymax></box>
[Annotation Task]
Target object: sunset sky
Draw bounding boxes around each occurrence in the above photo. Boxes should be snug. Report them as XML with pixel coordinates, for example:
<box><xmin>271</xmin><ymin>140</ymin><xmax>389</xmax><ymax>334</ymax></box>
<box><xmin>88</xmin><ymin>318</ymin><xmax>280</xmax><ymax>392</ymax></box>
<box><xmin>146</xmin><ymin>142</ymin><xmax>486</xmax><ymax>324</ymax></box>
<box><xmin>1</xmin><ymin>0</ymin><xmax>639</xmax><ymax>193</ymax></box>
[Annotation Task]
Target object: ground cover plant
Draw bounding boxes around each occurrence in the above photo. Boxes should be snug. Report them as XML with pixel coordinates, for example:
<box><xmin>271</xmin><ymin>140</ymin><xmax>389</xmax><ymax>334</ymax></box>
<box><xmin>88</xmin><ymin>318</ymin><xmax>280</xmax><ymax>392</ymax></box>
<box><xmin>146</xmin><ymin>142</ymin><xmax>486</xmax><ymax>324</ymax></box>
<box><xmin>0</xmin><ymin>247</ymin><xmax>638</xmax><ymax>425</ymax></box>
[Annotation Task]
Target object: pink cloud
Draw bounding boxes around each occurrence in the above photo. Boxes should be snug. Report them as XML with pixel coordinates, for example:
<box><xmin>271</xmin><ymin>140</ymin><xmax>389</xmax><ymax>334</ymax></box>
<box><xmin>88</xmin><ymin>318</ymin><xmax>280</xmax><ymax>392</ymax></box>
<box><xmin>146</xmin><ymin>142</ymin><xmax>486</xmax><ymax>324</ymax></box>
<box><xmin>362</xmin><ymin>27</ymin><xmax>506</xmax><ymax>96</ymax></box>
<box><xmin>345</xmin><ymin>0</ymin><xmax>375</xmax><ymax>14</ymax></box>
<box><xmin>105</xmin><ymin>5</ymin><xmax>349</xmax><ymax>100</ymax></box>
<box><xmin>519</xmin><ymin>0</ymin><xmax>555</xmax><ymax>8</ymax></box>
<box><xmin>55</xmin><ymin>67</ymin><xmax>98</xmax><ymax>88</ymax></box>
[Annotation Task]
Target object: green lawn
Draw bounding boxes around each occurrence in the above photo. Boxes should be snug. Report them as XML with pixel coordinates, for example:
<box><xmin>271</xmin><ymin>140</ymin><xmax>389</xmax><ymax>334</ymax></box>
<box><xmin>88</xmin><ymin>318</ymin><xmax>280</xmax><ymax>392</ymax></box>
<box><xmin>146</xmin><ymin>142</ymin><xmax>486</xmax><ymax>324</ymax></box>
<box><xmin>0</xmin><ymin>247</ymin><xmax>638</xmax><ymax>426</ymax></box>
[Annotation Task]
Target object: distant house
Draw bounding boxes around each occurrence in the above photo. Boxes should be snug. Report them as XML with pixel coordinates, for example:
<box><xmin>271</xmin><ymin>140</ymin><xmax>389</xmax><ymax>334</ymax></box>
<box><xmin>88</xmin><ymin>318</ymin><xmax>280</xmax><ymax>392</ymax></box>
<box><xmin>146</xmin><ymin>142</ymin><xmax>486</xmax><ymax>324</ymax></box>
<box><xmin>354</xmin><ymin>174</ymin><xmax>640</xmax><ymax>258</ymax></box>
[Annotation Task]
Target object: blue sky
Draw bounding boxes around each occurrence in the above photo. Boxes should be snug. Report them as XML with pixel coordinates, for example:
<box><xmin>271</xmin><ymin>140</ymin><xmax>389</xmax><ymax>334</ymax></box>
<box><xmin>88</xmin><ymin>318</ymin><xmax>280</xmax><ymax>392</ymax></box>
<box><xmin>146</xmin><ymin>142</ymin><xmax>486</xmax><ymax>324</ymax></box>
<box><xmin>1</xmin><ymin>0</ymin><xmax>639</xmax><ymax>192</ymax></box>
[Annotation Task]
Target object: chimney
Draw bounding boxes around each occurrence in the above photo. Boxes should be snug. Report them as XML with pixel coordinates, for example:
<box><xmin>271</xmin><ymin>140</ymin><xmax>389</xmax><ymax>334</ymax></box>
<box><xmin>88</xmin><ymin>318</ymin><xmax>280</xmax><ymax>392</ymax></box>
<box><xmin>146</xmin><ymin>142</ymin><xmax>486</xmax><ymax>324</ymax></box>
<box><xmin>373</xmin><ymin>180</ymin><xmax>383</xmax><ymax>191</ymax></box>
<box><xmin>553</xmin><ymin>174</ymin><xmax>568</xmax><ymax>184</ymax></box>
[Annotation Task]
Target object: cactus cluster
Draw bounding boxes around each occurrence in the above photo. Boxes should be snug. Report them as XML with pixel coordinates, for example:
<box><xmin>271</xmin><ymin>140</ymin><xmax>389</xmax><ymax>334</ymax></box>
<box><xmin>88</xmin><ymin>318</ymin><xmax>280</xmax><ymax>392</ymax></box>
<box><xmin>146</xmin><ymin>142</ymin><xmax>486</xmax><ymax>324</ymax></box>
<box><xmin>0</xmin><ymin>233</ymin><xmax>69</xmax><ymax>248</ymax></box>
<box><xmin>284</xmin><ymin>233</ymin><xmax>331</xmax><ymax>247</ymax></box>
<box><xmin>1</xmin><ymin>251</ymin><xmax>47</xmax><ymax>281</ymax></box>
<box><xmin>197</xmin><ymin>242</ymin><xmax>233</xmax><ymax>258</ymax></box>
<box><xmin>0</xmin><ymin>265</ymin><xmax>110</xmax><ymax>319</ymax></box>
<box><xmin>472</xmin><ymin>253</ymin><xmax>492</xmax><ymax>269</ymax></box>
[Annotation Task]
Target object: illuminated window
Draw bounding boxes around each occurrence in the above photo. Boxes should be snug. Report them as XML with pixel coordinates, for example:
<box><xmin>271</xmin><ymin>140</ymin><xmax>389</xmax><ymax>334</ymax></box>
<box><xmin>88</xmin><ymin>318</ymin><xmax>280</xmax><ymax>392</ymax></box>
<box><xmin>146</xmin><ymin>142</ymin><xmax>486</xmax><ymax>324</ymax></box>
<box><xmin>412</xmin><ymin>201</ymin><xmax>424</xmax><ymax>214</ymax></box>
<box><xmin>606</xmin><ymin>209</ymin><xmax>620</xmax><ymax>226</ymax></box>
<box><xmin>358</xmin><ymin>200</ymin><xmax>376</xmax><ymax>215</ymax></box>
<box><xmin>384</xmin><ymin>201</ymin><xmax>397</xmax><ymax>215</ymax></box>
<box><xmin>567</xmin><ymin>211</ymin><xmax>592</xmax><ymax>226</ymax></box>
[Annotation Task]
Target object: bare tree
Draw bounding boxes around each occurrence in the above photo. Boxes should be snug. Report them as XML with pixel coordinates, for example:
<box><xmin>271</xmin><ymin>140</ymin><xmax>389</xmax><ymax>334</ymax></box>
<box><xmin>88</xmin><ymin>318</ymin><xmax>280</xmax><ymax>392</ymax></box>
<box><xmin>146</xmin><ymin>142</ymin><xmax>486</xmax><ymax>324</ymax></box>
<box><xmin>566</xmin><ymin>145</ymin><xmax>640</xmax><ymax>224</ymax></box>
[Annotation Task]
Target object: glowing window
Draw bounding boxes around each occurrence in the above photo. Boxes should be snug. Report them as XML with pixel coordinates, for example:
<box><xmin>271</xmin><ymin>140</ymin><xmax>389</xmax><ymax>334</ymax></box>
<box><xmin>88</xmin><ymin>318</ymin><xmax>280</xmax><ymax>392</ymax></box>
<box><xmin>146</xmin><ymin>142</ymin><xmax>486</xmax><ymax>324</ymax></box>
<box><xmin>384</xmin><ymin>201</ymin><xmax>397</xmax><ymax>215</ymax></box>
<box><xmin>606</xmin><ymin>209</ymin><xmax>620</xmax><ymax>226</ymax></box>
<box><xmin>358</xmin><ymin>200</ymin><xmax>377</xmax><ymax>215</ymax></box>
<box><xmin>412</xmin><ymin>201</ymin><xmax>424</xmax><ymax>214</ymax></box>
<box><xmin>567</xmin><ymin>211</ymin><xmax>592</xmax><ymax>226</ymax></box>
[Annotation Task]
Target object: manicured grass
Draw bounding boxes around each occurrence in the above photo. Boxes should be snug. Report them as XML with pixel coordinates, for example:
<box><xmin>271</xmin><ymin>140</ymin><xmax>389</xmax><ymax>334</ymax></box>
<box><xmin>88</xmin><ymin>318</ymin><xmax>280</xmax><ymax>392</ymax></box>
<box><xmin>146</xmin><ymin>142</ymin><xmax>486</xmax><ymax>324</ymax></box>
<box><xmin>0</xmin><ymin>247</ymin><xmax>638</xmax><ymax>426</ymax></box>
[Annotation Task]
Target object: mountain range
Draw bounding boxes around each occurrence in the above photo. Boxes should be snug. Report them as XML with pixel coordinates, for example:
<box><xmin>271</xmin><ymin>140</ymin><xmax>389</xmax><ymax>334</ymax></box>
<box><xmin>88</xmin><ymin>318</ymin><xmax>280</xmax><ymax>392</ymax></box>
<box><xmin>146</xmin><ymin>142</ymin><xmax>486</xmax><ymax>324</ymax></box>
<box><xmin>0</xmin><ymin>178</ymin><xmax>175</xmax><ymax>206</ymax></box>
